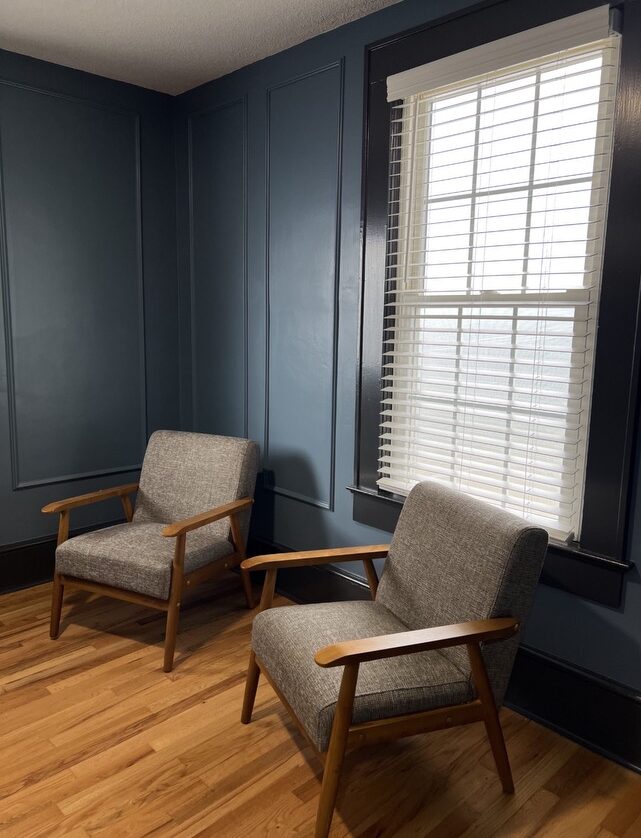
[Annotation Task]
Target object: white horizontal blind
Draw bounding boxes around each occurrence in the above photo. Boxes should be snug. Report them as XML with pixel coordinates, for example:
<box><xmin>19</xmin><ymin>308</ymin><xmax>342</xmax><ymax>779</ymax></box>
<box><xmin>386</xmin><ymin>6</ymin><xmax>611</xmax><ymax>101</ymax></box>
<box><xmin>379</xmin><ymin>26</ymin><xmax>621</xmax><ymax>539</ymax></box>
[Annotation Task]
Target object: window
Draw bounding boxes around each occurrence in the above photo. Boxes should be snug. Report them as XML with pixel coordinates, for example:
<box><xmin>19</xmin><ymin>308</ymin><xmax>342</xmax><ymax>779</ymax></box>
<box><xmin>380</xmin><ymin>11</ymin><xmax>620</xmax><ymax>540</ymax></box>
<box><xmin>356</xmin><ymin>0</ymin><xmax>641</xmax><ymax>607</ymax></box>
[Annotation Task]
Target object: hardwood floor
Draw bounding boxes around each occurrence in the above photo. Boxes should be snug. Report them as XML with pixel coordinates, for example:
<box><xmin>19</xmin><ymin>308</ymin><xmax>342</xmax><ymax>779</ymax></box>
<box><xmin>1</xmin><ymin>578</ymin><xmax>640</xmax><ymax>837</ymax></box>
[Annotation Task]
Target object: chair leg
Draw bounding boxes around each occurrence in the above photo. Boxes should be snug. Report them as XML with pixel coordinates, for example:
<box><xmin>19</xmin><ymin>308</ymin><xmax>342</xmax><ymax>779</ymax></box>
<box><xmin>163</xmin><ymin>600</ymin><xmax>181</xmax><ymax>672</ymax></box>
<box><xmin>482</xmin><ymin>704</ymin><xmax>514</xmax><ymax>793</ymax></box>
<box><xmin>164</xmin><ymin>536</ymin><xmax>185</xmax><ymax>673</ymax></box>
<box><xmin>467</xmin><ymin>642</ymin><xmax>514</xmax><ymax>793</ymax></box>
<box><xmin>241</xmin><ymin>567</ymin><xmax>254</xmax><ymax>609</ymax></box>
<box><xmin>315</xmin><ymin>663</ymin><xmax>359</xmax><ymax>838</ymax></box>
<box><xmin>241</xmin><ymin>651</ymin><xmax>261</xmax><ymax>723</ymax></box>
<box><xmin>50</xmin><ymin>573</ymin><xmax>64</xmax><ymax>639</ymax></box>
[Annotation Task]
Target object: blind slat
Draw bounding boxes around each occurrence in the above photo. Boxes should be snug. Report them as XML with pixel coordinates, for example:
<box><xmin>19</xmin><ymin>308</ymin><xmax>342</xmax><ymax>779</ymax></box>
<box><xmin>381</xmin><ymin>431</ymin><xmax>580</xmax><ymax>460</ymax></box>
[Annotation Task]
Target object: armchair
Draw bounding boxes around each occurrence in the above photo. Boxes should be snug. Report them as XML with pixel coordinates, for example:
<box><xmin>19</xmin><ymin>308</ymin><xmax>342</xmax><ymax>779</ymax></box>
<box><xmin>240</xmin><ymin>480</ymin><xmax>548</xmax><ymax>837</ymax></box>
<box><xmin>43</xmin><ymin>430</ymin><xmax>259</xmax><ymax>671</ymax></box>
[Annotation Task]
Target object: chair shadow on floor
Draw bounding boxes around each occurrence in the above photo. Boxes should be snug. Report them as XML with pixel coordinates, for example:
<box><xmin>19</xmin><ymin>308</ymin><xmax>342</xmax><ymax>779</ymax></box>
<box><xmin>248</xmin><ymin>693</ymin><xmax>517</xmax><ymax>836</ymax></box>
<box><xmin>56</xmin><ymin>573</ymin><xmax>255</xmax><ymax>670</ymax></box>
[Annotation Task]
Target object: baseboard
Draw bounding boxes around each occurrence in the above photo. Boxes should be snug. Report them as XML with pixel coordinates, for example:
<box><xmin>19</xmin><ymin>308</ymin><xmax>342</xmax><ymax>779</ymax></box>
<box><xmin>0</xmin><ymin>521</ymin><xmax>124</xmax><ymax>595</ymax></box>
<box><xmin>248</xmin><ymin>537</ymin><xmax>641</xmax><ymax>775</ymax></box>
<box><xmin>505</xmin><ymin>646</ymin><xmax>641</xmax><ymax>775</ymax></box>
<box><xmin>0</xmin><ymin>537</ymin><xmax>56</xmax><ymax>594</ymax></box>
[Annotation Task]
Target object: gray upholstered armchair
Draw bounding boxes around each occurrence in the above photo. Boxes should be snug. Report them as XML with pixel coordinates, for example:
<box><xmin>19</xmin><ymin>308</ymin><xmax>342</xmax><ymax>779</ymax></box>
<box><xmin>43</xmin><ymin>430</ymin><xmax>259</xmax><ymax>671</ymax></box>
<box><xmin>240</xmin><ymin>480</ymin><xmax>548</xmax><ymax>838</ymax></box>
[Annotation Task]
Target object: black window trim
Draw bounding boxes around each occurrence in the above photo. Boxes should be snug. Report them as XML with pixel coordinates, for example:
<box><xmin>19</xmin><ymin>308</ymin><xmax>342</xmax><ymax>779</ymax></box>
<box><xmin>353</xmin><ymin>0</ymin><xmax>641</xmax><ymax>607</ymax></box>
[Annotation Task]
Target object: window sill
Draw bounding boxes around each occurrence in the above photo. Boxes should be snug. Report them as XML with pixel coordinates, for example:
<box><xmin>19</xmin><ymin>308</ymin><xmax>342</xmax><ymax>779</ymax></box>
<box><xmin>348</xmin><ymin>484</ymin><xmax>631</xmax><ymax>608</ymax></box>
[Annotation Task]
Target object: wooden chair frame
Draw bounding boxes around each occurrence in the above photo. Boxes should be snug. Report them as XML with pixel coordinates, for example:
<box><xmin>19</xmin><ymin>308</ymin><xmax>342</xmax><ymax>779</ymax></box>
<box><xmin>43</xmin><ymin>484</ymin><xmax>254</xmax><ymax>672</ymax></box>
<box><xmin>240</xmin><ymin>547</ymin><xmax>520</xmax><ymax>838</ymax></box>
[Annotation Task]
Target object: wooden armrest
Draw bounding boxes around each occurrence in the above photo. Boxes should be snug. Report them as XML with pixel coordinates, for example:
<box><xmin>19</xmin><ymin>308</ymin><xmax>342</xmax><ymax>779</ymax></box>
<box><xmin>314</xmin><ymin>617</ymin><xmax>520</xmax><ymax>668</ymax></box>
<box><xmin>42</xmin><ymin>483</ymin><xmax>139</xmax><ymax>514</ymax></box>
<box><xmin>241</xmin><ymin>544</ymin><xmax>390</xmax><ymax>572</ymax></box>
<box><xmin>161</xmin><ymin>497</ymin><xmax>253</xmax><ymax>538</ymax></box>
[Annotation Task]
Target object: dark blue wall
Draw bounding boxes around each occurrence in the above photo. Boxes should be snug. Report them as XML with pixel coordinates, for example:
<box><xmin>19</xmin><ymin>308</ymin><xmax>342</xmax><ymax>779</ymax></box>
<box><xmin>1</xmin><ymin>0</ymin><xmax>639</xmax><ymax>695</ymax></box>
<box><xmin>0</xmin><ymin>50</ymin><xmax>179</xmax><ymax>545</ymax></box>
<box><xmin>175</xmin><ymin>0</ymin><xmax>641</xmax><ymax>692</ymax></box>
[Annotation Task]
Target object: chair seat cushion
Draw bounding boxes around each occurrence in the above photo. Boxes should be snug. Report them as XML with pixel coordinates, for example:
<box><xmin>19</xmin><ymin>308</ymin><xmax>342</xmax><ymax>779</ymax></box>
<box><xmin>56</xmin><ymin>523</ymin><xmax>234</xmax><ymax>600</ymax></box>
<box><xmin>252</xmin><ymin>601</ymin><xmax>474</xmax><ymax>752</ymax></box>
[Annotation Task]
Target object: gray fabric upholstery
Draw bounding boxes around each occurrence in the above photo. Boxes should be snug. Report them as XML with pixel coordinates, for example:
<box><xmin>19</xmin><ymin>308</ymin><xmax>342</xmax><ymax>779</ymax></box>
<box><xmin>56</xmin><ymin>522</ymin><xmax>234</xmax><ymax>599</ymax></box>
<box><xmin>134</xmin><ymin>430</ymin><xmax>259</xmax><ymax>547</ymax></box>
<box><xmin>56</xmin><ymin>430</ymin><xmax>260</xmax><ymax>599</ymax></box>
<box><xmin>252</xmin><ymin>600</ymin><xmax>473</xmax><ymax>752</ymax></box>
<box><xmin>376</xmin><ymin>481</ymin><xmax>548</xmax><ymax>703</ymax></box>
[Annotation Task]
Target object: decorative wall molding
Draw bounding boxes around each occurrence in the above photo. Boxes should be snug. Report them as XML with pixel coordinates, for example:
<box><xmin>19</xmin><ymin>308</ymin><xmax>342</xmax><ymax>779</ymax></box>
<box><xmin>0</xmin><ymin>80</ymin><xmax>146</xmax><ymax>490</ymax></box>
<box><xmin>263</xmin><ymin>60</ymin><xmax>345</xmax><ymax>511</ymax></box>
<box><xmin>186</xmin><ymin>96</ymin><xmax>249</xmax><ymax>438</ymax></box>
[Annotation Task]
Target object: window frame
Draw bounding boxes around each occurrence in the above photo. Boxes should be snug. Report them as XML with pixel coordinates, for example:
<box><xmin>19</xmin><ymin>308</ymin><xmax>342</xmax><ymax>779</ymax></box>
<box><xmin>353</xmin><ymin>0</ymin><xmax>641</xmax><ymax>607</ymax></box>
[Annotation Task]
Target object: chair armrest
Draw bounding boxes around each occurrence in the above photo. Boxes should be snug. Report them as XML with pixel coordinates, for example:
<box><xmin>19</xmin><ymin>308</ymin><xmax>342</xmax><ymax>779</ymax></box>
<box><xmin>241</xmin><ymin>544</ymin><xmax>390</xmax><ymax>572</ymax></box>
<box><xmin>161</xmin><ymin>497</ymin><xmax>253</xmax><ymax>538</ymax></box>
<box><xmin>314</xmin><ymin>617</ymin><xmax>520</xmax><ymax>668</ymax></box>
<box><xmin>41</xmin><ymin>483</ymin><xmax>139</xmax><ymax>514</ymax></box>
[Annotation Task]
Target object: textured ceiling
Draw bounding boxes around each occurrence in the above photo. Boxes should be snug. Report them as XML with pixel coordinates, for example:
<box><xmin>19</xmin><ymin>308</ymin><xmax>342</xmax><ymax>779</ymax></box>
<box><xmin>0</xmin><ymin>0</ymin><xmax>403</xmax><ymax>95</ymax></box>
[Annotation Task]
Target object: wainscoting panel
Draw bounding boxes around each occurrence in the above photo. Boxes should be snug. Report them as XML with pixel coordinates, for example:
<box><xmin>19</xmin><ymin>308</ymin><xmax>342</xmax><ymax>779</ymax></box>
<box><xmin>188</xmin><ymin>98</ymin><xmax>248</xmax><ymax>438</ymax></box>
<box><xmin>0</xmin><ymin>83</ymin><xmax>145</xmax><ymax>488</ymax></box>
<box><xmin>264</xmin><ymin>63</ymin><xmax>343</xmax><ymax>510</ymax></box>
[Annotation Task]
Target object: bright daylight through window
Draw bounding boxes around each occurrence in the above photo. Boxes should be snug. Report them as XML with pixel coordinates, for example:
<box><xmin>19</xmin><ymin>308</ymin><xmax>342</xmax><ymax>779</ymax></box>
<box><xmin>379</xmin><ymin>10</ymin><xmax>621</xmax><ymax>539</ymax></box>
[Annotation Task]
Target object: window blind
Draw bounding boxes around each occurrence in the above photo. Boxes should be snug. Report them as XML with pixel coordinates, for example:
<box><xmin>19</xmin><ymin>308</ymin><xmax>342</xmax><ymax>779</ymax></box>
<box><xmin>386</xmin><ymin>6</ymin><xmax>612</xmax><ymax>101</ymax></box>
<box><xmin>379</xmin><ymin>14</ymin><xmax>621</xmax><ymax>540</ymax></box>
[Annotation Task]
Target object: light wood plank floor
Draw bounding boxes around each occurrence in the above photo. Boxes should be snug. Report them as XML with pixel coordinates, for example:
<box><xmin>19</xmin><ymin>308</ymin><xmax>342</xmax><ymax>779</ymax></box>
<box><xmin>1</xmin><ymin>578</ymin><xmax>640</xmax><ymax>837</ymax></box>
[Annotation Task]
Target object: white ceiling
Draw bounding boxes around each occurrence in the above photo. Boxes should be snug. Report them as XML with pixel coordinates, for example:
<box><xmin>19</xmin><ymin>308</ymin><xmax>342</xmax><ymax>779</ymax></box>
<box><xmin>0</xmin><ymin>0</ymin><xmax>404</xmax><ymax>96</ymax></box>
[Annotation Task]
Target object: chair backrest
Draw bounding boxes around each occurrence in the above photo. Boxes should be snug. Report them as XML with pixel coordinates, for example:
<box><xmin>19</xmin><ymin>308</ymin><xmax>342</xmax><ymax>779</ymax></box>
<box><xmin>376</xmin><ymin>480</ymin><xmax>548</xmax><ymax>702</ymax></box>
<box><xmin>134</xmin><ymin>430</ymin><xmax>260</xmax><ymax>545</ymax></box>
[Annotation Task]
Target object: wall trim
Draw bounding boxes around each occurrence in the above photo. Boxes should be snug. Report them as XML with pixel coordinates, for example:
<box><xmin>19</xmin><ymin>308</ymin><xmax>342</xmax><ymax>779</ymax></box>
<box><xmin>242</xmin><ymin>95</ymin><xmax>249</xmax><ymax>440</ymax></box>
<box><xmin>0</xmin><ymin>101</ymin><xmax>16</xmax><ymax>487</ymax></box>
<box><xmin>247</xmin><ymin>536</ymin><xmax>641</xmax><ymax>775</ymax></box>
<box><xmin>506</xmin><ymin>645</ymin><xmax>641</xmax><ymax>776</ymax></box>
<box><xmin>186</xmin><ymin>95</ymin><xmax>249</xmax><ymax>438</ymax></box>
<box><xmin>15</xmin><ymin>464</ymin><xmax>143</xmax><ymax>491</ymax></box>
<box><xmin>261</xmin><ymin>484</ymin><xmax>332</xmax><ymax>510</ymax></box>
<box><xmin>262</xmin><ymin>60</ymin><xmax>344</xmax><ymax>511</ymax></box>
<box><xmin>0</xmin><ymin>82</ymin><xmax>147</xmax><ymax>489</ymax></box>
